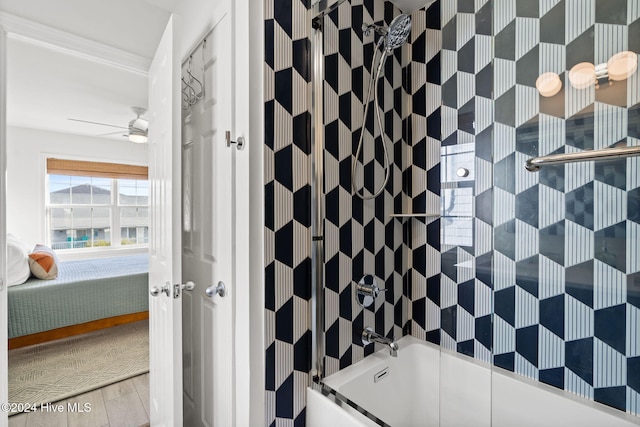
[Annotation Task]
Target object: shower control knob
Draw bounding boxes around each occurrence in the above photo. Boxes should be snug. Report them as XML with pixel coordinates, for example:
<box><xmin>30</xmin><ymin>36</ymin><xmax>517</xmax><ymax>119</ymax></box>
<box><xmin>356</xmin><ymin>275</ymin><xmax>387</xmax><ymax>308</ymax></box>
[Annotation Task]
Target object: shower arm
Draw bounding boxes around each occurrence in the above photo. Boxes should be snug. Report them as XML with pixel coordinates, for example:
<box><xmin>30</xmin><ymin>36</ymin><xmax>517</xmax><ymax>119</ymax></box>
<box><xmin>362</xmin><ymin>23</ymin><xmax>388</xmax><ymax>38</ymax></box>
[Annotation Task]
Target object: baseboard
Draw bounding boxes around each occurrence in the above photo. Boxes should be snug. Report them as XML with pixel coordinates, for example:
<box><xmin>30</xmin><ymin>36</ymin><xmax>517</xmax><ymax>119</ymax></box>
<box><xmin>8</xmin><ymin>311</ymin><xmax>149</xmax><ymax>350</ymax></box>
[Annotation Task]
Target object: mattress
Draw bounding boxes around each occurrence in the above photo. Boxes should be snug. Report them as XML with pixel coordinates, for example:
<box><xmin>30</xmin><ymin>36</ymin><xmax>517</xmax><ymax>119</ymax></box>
<box><xmin>8</xmin><ymin>254</ymin><xmax>149</xmax><ymax>338</ymax></box>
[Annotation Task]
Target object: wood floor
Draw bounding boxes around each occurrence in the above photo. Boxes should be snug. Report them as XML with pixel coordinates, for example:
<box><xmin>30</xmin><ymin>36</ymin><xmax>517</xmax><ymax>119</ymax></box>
<box><xmin>8</xmin><ymin>373</ymin><xmax>150</xmax><ymax>427</ymax></box>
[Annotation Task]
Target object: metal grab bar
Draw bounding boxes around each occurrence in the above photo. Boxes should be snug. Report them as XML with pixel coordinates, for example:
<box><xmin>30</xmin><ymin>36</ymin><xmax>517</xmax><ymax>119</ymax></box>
<box><xmin>525</xmin><ymin>145</ymin><xmax>640</xmax><ymax>172</ymax></box>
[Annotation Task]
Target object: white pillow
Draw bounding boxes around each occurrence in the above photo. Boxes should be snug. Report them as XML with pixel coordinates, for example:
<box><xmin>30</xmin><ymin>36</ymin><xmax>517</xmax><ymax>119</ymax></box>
<box><xmin>7</xmin><ymin>233</ymin><xmax>31</xmax><ymax>286</ymax></box>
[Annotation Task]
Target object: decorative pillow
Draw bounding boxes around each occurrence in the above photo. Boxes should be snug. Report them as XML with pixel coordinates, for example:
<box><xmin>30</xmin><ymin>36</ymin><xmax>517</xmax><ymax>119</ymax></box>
<box><xmin>7</xmin><ymin>234</ymin><xmax>31</xmax><ymax>286</ymax></box>
<box><xmin>28</xmin><ymin>244</ymin><xmax>59</xmax><ymax>280</ymax></box>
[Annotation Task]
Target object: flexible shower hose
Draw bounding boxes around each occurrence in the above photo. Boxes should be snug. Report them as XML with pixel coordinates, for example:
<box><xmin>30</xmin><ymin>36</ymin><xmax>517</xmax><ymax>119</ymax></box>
<box><xmin>352</xmin><ymin>37</ymin><xmax>392</xmax><ymax>200</ymax></box>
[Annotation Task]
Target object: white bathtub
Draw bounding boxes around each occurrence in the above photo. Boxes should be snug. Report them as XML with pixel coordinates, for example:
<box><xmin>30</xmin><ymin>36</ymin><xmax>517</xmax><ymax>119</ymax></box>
<box><xmin>307</xmin><ymin>335</ymin><xmax>640</xmax><ymax>427</ymax></box>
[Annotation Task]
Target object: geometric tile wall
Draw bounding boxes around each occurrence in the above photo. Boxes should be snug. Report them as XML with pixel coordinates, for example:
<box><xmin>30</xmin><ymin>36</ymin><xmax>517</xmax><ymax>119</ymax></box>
<box><xmin>491</xmin><ymin>0</ymin><xmax>640</xmax><ymax>415</ymax></box>
<box><xmin>265</xmin><ymin>0</ymin><xmax>407</xmax><ymax>424</ymax></box>
<box><xmin>321</xmin><ymin>0</ymin><xmax>407</xmax><ymax>379</ymax></box>
<box><xmin>406</xmin><ymin>3</ymin><xmax>446</xmax><ymax>345</ymax></box>
<box><xmin>405</xmin><ymin>0</ymin><xmax>640</xmax><ymax>419</ymax></box>
<box><xmin>264</xmin><ymin>0</ymin><xmax>313</xmax><ymax>424</ymax></box>
<box><xmin>433</xmin><ymin>0</ymin><xmax>495</xmax><ymax>363</ymax></box>
<box><xmin>265</xmin><ymin>0</ymin><xmax>640</xmax><ymax>423</ymax></box>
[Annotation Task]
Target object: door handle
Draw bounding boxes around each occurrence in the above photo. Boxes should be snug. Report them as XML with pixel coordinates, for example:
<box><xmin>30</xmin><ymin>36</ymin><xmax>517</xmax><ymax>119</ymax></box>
<box><xmin>225</xmin><ymin>130</ymin><xmax>245</xmax><ymax>150</ymax></box>
<box><xmin>205</xmin><ymin>281</ymin><xmax>226</xmax><ymax>298</ymax></box>
<box><xmin>151</xmin><ymin>281</ymin><xmax>195</xmax><ymax>298</ymax></box>
<box><xmin>150</xmin><ymin>283</ymin><xmax>171</xmax><ymax>297</ymax></box>
<box><xmin>181</xmin><ymin>281</ymin><xmax>195</xmax><ymax>292</ymax></box>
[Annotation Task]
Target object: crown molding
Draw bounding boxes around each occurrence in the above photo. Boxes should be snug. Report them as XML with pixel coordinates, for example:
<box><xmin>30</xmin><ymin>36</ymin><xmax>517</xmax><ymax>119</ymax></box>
<box><xmin>0</xmin><ymin>12</ymin><xmax>150</xmax><ymax>76</ymax></box>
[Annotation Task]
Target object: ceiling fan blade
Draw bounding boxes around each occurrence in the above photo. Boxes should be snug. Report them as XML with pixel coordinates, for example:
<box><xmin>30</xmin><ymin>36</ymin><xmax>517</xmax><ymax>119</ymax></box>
<box><xmin>97</xmin><ymin>130</ymin><xmax>129</xmax><ymax>136</ymax></box>
<box><xmin>67</xmin><ymin>118</ymin><xmax>128</xmax><ymax>129</ymax></box>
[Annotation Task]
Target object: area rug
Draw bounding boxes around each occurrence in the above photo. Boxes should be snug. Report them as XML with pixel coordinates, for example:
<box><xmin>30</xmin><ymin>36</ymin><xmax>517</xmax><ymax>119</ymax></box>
<box><xmin>8</xmin><ymin>320</ymin><xmax>149</xmax><ymax>414</ymax></box>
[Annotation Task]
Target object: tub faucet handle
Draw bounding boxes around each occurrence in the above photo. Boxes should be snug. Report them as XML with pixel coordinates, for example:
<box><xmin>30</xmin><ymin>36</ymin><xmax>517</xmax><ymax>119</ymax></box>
<box><xmin>356</xmin><ymin>275</ymin><xmax>387</xmax><ymax>308</ymax></box>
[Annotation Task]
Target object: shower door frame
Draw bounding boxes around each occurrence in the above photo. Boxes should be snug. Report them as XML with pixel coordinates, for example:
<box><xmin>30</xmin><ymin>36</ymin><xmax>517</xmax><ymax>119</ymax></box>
<box><xmin>309</xmin><ymin>0</ymin><xmax>348</xmax><ymax>381</ymax></box>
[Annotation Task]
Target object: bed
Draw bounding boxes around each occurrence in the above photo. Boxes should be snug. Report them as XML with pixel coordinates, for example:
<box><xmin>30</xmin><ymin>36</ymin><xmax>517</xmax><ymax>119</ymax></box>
<box><xmin>8</xmin><ymin>254</ymin><xmax>149</xmax><ymax>349</ymax></box>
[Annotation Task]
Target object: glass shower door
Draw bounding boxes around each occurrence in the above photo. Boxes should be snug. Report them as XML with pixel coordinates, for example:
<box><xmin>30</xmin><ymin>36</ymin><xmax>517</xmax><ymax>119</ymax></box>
<box><xmin>438</xmin><ymin>0</ymin><xmax>494</xmax><ymax>425</ymax></box>
<box><xmin>492</xmin><ymin>0</ymin><xmax>640</xmax><ymax>422</ymax></box>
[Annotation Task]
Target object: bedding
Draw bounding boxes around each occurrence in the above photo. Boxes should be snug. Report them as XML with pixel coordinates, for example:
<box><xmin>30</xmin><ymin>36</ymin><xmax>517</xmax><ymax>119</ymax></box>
<box><xmin>8</xmin><ymin>254</ymin><xmax>149</xmax><ymax>339</ymax></box>
<box><xmin>6</xmin><ymin>234</ymin><xmax>30</xmax><ymax>287</ymax></box>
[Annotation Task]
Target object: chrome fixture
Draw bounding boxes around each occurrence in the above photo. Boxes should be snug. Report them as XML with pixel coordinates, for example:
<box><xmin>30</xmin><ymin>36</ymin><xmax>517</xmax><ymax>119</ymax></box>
<box><xmin>352</xmin><ymin>14</ymin><xmax>411</xmax><ymax>200</ymax></box>
<box><xmin>150</xmin><ymin>281</ymin><xmax>195</xmax><ymax>299</ymax></box>
<box><xmin>205</xmin><ymin>281</ymin><xmax>226</xmax><ymax>298</ymax></box>
<box><xmin>226</xmin><ymin>130</ymin><xmax>246</xmax><ymax>150</ymax></box>
<box><xmin>356</xmin><ymin>275</ymin><xmax>387</xmax><ymax>308</ymax></box>
<box><xmin>525</xmin><ymin>143</ymin><xmax>640</xmax><ymax>172</ymax></box>
<box><xmin>361</xmin><ymin>14</ymin><xmax>412</xmax><ymax>53</ymax></box>
<box><xmin>150</xmin><ymin>282</ymin><xmax>171</xmax><ymax>297</ymax></box>
<box><xmin>182</xmin><ymin>39</ymin><xmax>206</xmax><ymax>110</ymax></box>
<box><xmin>362</xmin><ymin>326</ymin><xmax>398</xmax><ymax>357</ymax></box>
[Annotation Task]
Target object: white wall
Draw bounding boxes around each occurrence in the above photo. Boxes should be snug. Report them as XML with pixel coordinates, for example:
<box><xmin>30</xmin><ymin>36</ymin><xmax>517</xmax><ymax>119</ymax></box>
<box><xmin>6</xmin><ymin>126</ymin><xmax>147</xmax><ymax>248</ymax></box>
<box><xmin>247</xmin><ymin>0</ymin><xmax>265</xmax><ymax>424</ymax></box>
<box><xmin>173</xmin><ymin>0</ymin><xmax>221</xmax><ymax>58</ymax></box>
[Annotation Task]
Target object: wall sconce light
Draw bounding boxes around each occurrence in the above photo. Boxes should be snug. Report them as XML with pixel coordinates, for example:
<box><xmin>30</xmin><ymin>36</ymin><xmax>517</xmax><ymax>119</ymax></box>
<box><xmin>608</xmin><ymin>51</ymin><xmax>638</xmax><ymax>81</ymax></box>
<box><xmin>568</xmin><ymin>62</ymin><xmax>596</xmax><ymax>89</ymax></box>
<box><xmin>568</xmin><ymin>51</ymin><xmax>638</xmax><ymax>90</ymax></box>
<box><xmin>536</xmin><ymin>72</ymin><xmax>563</xmax><ymax>97</ymax></box>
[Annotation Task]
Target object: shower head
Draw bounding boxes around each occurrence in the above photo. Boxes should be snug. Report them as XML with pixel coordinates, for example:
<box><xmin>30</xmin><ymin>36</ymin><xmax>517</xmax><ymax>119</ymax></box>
<box><xmin>385</xmin><ymin>14</ymin><xmax>411</xmax><ymax>51</ymax></box>
<box><xmin>362</xmin><ymin>13</ymin><xmax>412</xmax><ymax>53</ymax></box>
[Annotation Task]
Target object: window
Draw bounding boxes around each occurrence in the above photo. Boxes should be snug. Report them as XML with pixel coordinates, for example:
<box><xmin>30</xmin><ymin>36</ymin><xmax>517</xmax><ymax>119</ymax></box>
<box><xmin>46</xmin><ymin>159</ymin><xmax>148</xmax><ymax>252</ymax></box>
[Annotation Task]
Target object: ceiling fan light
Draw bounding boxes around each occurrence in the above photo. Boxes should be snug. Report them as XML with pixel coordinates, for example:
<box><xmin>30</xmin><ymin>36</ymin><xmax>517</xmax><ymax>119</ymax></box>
<box><xmin>129</xmin><ymin>131</ymin><xmax>148</xmax><ymax>143</ymax></box>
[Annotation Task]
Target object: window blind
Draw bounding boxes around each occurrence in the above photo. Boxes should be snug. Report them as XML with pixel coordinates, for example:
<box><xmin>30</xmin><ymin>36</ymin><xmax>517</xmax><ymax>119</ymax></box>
<box><xmin>46</xmin><ymin>158</ymin><xmax>148</xmax><ymax>180</ymax></box>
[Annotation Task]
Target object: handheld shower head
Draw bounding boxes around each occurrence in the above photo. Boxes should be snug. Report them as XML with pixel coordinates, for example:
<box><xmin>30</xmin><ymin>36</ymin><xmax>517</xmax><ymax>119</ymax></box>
<box><xmin>353</xmin><ymin>13</ymin><xmax>411</xmax><ymax>200</ymax></box>
<box><xmin>385</xmin><ymin>13</ymin><xmax>411</xmax><ymax>52</ymax></box>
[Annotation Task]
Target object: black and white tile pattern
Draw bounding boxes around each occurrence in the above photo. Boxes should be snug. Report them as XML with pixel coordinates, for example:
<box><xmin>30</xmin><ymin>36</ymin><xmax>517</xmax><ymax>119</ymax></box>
<box><xmin>264</xmin><ymin>0</ymin><xmax>313</xmax><ymax>424</ymax></box>
<box><xmin>265</xmin><ymin>0</ymin><xmax>640</xmax><ymax>423</ymax></box>
<box><xmin>321</xmin><ymin>0</ymin><xmax>407</xmax><ymax>378</ymax></box>
<box><xmin>440</xmin><ymin>0</ymin><xmax>494</xmax><ymax>361</ymax></box>
<box><xmin>406</xmin><ymin>3</ymin><xmax>445</xmax><ymax>345</ymax></box>
<box><xmin>407</xmin><ymin>0</ymin><xmax>640</xmax><ymax>417</ymax></box>
<box><xmin>265</xmin><ymin>0</ymin><xmax>408</xmax><ymax>424</ymax></box>
<box><xmin>491</xmin><ymin>0</ymin><xmax>640</xmax><ymax>414</ymax></box>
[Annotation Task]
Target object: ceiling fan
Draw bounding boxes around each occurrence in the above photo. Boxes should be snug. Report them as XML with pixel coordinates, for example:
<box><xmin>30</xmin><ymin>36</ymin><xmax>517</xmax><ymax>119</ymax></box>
<box><xmin>67</xmin><ymin>107</ymin><xmax>149</xmax><ymax>143</ymax></box>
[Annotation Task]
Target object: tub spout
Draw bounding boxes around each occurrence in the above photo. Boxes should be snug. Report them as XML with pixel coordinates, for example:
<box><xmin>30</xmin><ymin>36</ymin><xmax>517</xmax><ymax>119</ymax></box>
<box><xmin>362</xmin><ymin>326</ymin><xmax>399</xmax><ymax>357</ymax></box>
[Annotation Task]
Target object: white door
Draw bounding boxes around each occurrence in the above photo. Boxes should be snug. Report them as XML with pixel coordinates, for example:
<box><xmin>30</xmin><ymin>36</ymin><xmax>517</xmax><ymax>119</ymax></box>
<box><xmin>181</xmin><ymin>4</ymin><xmax>235</xmax><ymax>426</ymax></box>
<box><xmin>148</xmin><ymin>14</ymin><xmax>184</xmax><ymax>427</ymax></box>
<box><xmin>0</xmin><ymin>26</ymin><xmax>8</xmax><ymax>427</ymax></box>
